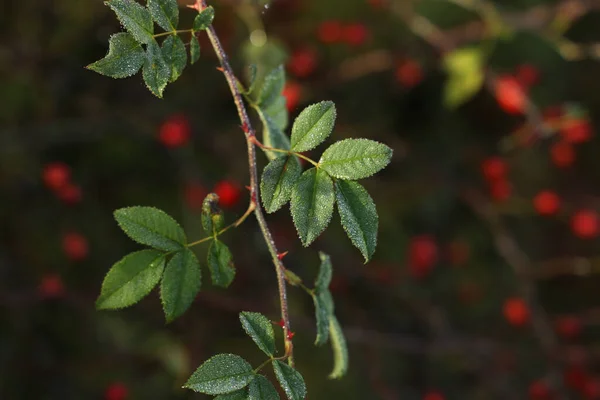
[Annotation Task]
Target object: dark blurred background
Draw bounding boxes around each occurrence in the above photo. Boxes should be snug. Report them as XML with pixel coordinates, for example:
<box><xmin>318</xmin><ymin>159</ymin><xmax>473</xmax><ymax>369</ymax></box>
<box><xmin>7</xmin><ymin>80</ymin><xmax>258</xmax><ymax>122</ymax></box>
<box><xmin>3</xmin><ymin>0</ymin><xmax>600</xmax><ymax>398</ymax></box>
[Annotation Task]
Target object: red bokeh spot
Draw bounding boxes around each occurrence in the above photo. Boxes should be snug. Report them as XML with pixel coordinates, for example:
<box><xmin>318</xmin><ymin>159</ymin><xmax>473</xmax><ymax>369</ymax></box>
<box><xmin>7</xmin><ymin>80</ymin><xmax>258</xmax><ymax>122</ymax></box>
<box><xmin>495</xmin><ymin>75</ymin><xmax>526</xmax><ymax>115</ymax></box>
<box><xmin>503</xmin><ymin>297</ymin><xmax>529</xmax><ymax>327</ymax></box>
<box><xmin>555</xmin><ymin>316</ymin><xmax>582</xmax><ymax>339</ymax></box>
<box><xmin>571</xmin><ymin>210</ymin><xmax>599</xmax><ymax>239</ymax></box>
<box><xmin>283</xmin><ymin>82</ymin><xmax>302</xmax><ymax>112</ymax></box>
<box><xmin>550</xmin><ymin>141</ymin><xmax>575</xmax><ymax>168</ymax></box>
<box><xmin>43</xmin><ymin>162</ymin><xmax>71</xmax><ymax>191</ymax></box>
<box><xmin>158</xmin><ymin>114</ymin><xmax>191</xmax><ymax>148</ymax></box>
<box><xmin>342</xmin><ymin>23</ymin><xmax>369</xmax><ymax>47</ymax></box>
<box><xmin>62</xmin><ymin>232</ymin><xmax>89</xmax><ymax>261</ymax></box>
<box><xmin>423</xmin><ymin>390</ymin><xmax>445</xmax><ymax>400</ymax></box>
<box><xmin>533</xmin><ymin>190</ymin><xmax>560</xmax><ymax>216</ymax></box>
<box><xmin>481</xmin><ymin>157</ymin><xmax>507</xmax><ymax>182</ymax></box>
<box><xmin>213</xmin><ymin>180</ymin><xmax>241</xmax><ymax>209</ymax></box>
<box><xmin>561</xmin><ymin>118</ymin><xmax>592</xmax><ymax>144</ymax></box>
<box><xmin>317</xmin><ymin>20</ymin><xmax>343</xmax><ymax>44</ymax></box>
<box><xmin>516</xmin><ymin>64</ymin><xmax>540</xmax><ymax>88</ymax></box>
<box><xmin>184</xmin><ymin>182</ymin><xmax>207</xmax><ymax>210</ymax></box>
<box><xmin>38</xmin><ymin>274</ymin><xmax>65</xmax><ymax>299</ymax></box>
<box><xmin>288</xmin><ymin>48</ymin><xmax>318</xmax><ymax>78</ymax></box>
<box><xmin>584</xmin><ymin>379</ymin><xmax>600</xmax><ymax>399</ymax></box>
<box><xmin>105</xmin><ymin>382</ymin><xmax>128</xmax><ymax>400</ymax></box>
<box><xmin>489</xmin><ymin>179</ymin><xmax>512</xmax><ymax>202</ymax></box>
<box><xmin>528</xmin><ymin>380</ymin><xmax>551</xmax><ymax>400</ymax></box>
<box><xmin>395</xmin><ymin>60</ymin><xmax>423</xmax><ymax>88</ymax></box>
<box><xmin>57</xmin><ymin>183</ymin><xmax>82</xmax><ymax>205</ymax></box>
<box><xmin>408</xmin><ymin>235</ymin><xmax>438</xmax><ymax>279</ymax></box>
<box><xmin>564</xmin><ymin>366</ymin><xmax>588</xmax><ymax>391</ymax></box>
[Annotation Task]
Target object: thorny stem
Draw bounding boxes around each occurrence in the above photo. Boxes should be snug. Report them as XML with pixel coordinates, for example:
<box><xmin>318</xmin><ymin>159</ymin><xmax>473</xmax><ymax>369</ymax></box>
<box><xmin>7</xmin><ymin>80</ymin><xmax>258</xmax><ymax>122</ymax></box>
<box><xmin>250</xmin><ymin>136</ymin><xmax>320</xmax><ymax>167</ymax></box>
<box><xmin>197</xmin><ymin>0</ymin><xmax>295</xmax><ymax>365</ymax></box>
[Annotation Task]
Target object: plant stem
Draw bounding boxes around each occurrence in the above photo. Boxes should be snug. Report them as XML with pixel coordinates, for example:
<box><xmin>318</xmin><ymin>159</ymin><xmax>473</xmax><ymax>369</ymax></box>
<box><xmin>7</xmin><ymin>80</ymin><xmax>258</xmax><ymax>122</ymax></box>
<box><xmin>250</xmin><ymin>137</ymin><xmax>320</xmax><ymax>167</ymax></box>
<box><xmin>197</xmin><ymin>0</ymin><xmax>295</xmax><ymax>366</ymax></box>
<box><xmin>186</xmin><ymin>201</ymin><xmax>256</xmax><ymax>248</ymax></box>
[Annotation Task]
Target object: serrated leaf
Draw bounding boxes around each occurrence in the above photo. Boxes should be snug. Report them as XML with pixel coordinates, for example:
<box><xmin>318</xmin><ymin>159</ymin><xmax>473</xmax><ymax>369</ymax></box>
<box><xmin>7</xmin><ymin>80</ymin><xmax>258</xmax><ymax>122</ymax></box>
<box><xmin>87</xmin><ymin>33</ymin><xmax>145</xmax><ymax>78</ymax></box>
<box><xmin>106</xmin><ymin>0</ymin><xmax>154</xmax><ymax>44</ymax></box>
<box><xmin>315</xmin><ymin>252</ymin><xmax>332</xmax><ymax>289</ymax></box>
<box><xmin>160</xmin><ymin>248</ymin><xmax>201</xmax><ymax>322</ymax></box>
<box><xmin>261</xmin><ymin>156</ymin><xmax>302</xmax><ymax>213</ymax></box>
<box><xmin>114</xmin><ymin>206</ymin><xmax>187</xmax><ymax>251</ymax></box>
<box><xmin>334</xmin><ymin>180</ymin><xmax>378</xmax><ymax>262</ymax></box>
<box><xmin>184</xmin><ymin>354</ymin><xmax>255</xmax><ymax>394</ymax></box>
<box><xmin>272</xmin><ymin>361</ymin><xmax>306</xmax><ymax>400</ymax></box>
<box><xmin>249</xmin><ymin>375</ymin><xmax>280</xmax><ymax>400</ymax></box>
<box><xmin>290</xmin><ymin>101</ymin><xmax>336</xmax><ymax>152</ymax></box>
<box><xmin>264</xmin><ymin>95</ymin><xmax>288</xmax><ymax>131</ymax></box>
<box><xmin>201</xmin><ymin>193</ymin><xmax>225</xmax><ymax>235</ymax></box>
<box><xmin>259</xmin><ymin>111</ymin><xmax>292</xmax><ymax>161</ymax></box>
<box><xmin>161</xmin><ymin>35</ymin><xmax>187</xmax><ymax>82</ymax></box>
<box><xmin>290</xmin><ymin>168</ymin><xmax>335</xmax><ymax>247</ymax></box>
<box><xmin>313</xmin><ymin>289</ymin><xmax>334</xmax><ymax>346</ymax></box>
<box><xmin>215</xmin><ymin>389</ymin><xmax>249</xmax><ymax>400</ymax></box>
<box><xmin>443</xmin><ymin>46</ymin><xmax>485</xmax><ymax>108</ymax></box>
<box><xmin>193</xmin><ymin>6</ymin><xmax>215</xmax><ymax>31</ymax></box>
<box><xmin>148</xmin><ymin>0</ymin><xmax>179</xmax><ymax>32</ymax></box>
<box><xmin>96</xmin><ymin>249</ymin><xmax>166</xmax><ymax>309</ymax></box>
<box><xmin>143</xmin><ymin>39</ymin><xmax>171</xmax><ymax>98</ymax></box>
<box><xmin>328</xmin><ymin>315</ymin><xmax>348</xmax><ymax>379</ymax></box>
<box><xmin>239</xmin><ymin>312</ymin><xmax>276</xmax><ymax>356</ymax></box>
<box><xmin>319</xmin><ymin>139</ymin><xmax>392</xmax><ymax>180</ymax></box>
<box><xmin>207</xmin><ymin>239</ymin><xmax>235</xmax><ymax>288</ymax></box>
<box><xmin>257</xmin><ymin>65</ymin><xmax>285</xmax><ymax>108</ymax></box>
<box><xmin>190</xmin><ymin>35</ymin><xmax>200</xmax><ymax>64</ymax></box>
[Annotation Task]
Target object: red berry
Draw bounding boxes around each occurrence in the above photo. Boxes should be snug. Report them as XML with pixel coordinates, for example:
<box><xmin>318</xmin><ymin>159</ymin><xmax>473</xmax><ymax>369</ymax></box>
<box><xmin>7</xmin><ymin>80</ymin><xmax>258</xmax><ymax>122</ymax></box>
<box><xmin>584</xmin><ymin>379</ymin><xmax>600</xmax><ymax>399</ymax></box>
<box><xmin>158</xmin><ymin>114</ymin><xmax>191</xmax><ymax>148</ymax></box>
<box><xmin>571</xmin><ymin>210</ymin><xmax>599</xmax><ymax>239</ymax></box>
<box><xmin>57</xmin><ymin>183</ymin><xmax>82</xmax><ymax>205</ymax></box>
<box><xmin>555</xmin><ymin>316</ymin><xmax>582</xmax><ymax>339</ymax></box>
<box><xmin>543</xmin><ymin>105</ymin><xmax>563</xmax><ymax>123</ymax></box>
<box><xmin>503</xmin><ymin>297</ymin><xmax>529</xmax><ymax>327</ymax></box>
<box><xmin>287</xmin><ymin>48</ymin><xmax>318</xmax><ymax>78</ymax></box>
<box><xmin>184</xmin><ymin>182</ymin><xmax>207</xmax><ymax>210</ymax></box>
<box><xmin>213</xmin><ymin>180</ymin><xmax>241</xmax><ymax>208</ymax></box>
<box><xmin>62</xmin><ymin>232</ymin><xmax>89</xmax><ymax>261</ymax></box>
<box><xmin>43</xmin><ymin>162</ymin><xmax>71</xmax><ymax>191</ymax></box>
<box><xmin>561</xmin><ymin>118</ymin><xmax>592</xmax><ymax>144</ymax></box>
<box><xmin>481</xmin><ymin>157</ymin><xmax>507</xmax><ymax>181</ymax></box>
<box><xmin>564</xmin><ymin>366</ymin><xmax>588</xmax><ymax>391</ymax></box>
<box><xmin>317</xmin><ymin>20</ymin><xmax>343</xmax><ymax>44</ymax></box>
<box><xmin>408</xmin><ymin>235</ymin><xmax>438</xmax><ymax>279</ymax></box>
<box><xmin>105</xmin><ymin>382</ymin><xmax>128</xmax><ymax>400</ymax></box>
<box><xmin>38</xmin><ymin>274</ymin><xmax>65</xmax><ymax>299</ymax></box>
<box><xmin>528</xmin><ymin>380</ymin><xmax>551</xmax><ymax>399</ymax></box>
<box><xmin>533</xmin><ymin>190</ymin><xmax>560</xmax><ymax>216</ymax></box>
<box><xmin>395</xmin><ymin>60</ymin><xmax>423</xmax><ymax>88</ymax></box>
<box><xmin>516</xmin><ymin>64</ymin><xmax>540</xmax><ymax>88</ymax></box>
<box><xmin>489</xmin><ymin>179</ymin><xmax>511</xmax><ymax>202</ymax></box>
<box><xmin>342</xmin><ymin>23</ymin><xmax>369</xmax><ymax>47</ymax></box>
<box><xmin>550</xmin><ymin>141</ymin><xmax>575</xmax><ymax>168</ymax></box>
<box><xmin>283</xmin><ymin>82</ymin><xmax>302</xmax><ymax>112</ymax></box>
<box><xmin>423</xmin><ymin>390</ymin><xmax>445</xmax><ymax>400</ymax></box>
<box><xmin>495</xmin><ymin>75</ymin><xmax>526</xmax><ymax>115</ymax></box>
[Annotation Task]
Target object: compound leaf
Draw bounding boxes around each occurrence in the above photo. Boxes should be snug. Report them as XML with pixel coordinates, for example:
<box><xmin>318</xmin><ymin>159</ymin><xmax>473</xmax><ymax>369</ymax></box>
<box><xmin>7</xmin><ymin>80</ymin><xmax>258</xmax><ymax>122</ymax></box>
<box><xmin>328</xmin><ymin>315</ymin><xmax>349</xmax><ymax>379</ymax></box>
<box><xmin>143</xmin><ymin>39</ymin><xmax>171</xmax><ymax>98</ymax></box>
<box><xmin>257</xmin><ymin>65</ymin><xmax>285</xmax><ymax>108</ymax></box>
<box><xmin>315</xmin><ymin>251</ymin><xmax>332</xmax><ymax>289</ymax></box>
<box><xmin>148</xmin><ymin>0</ymin><xmax>179</xmax><ymax>32</ymax></box>
<box><xmin>290</xmin><ymin>101</ymin><xmax>336</xmax><ymax>152</ymax></box>
<box><xmin>259</xmin><ymin>111</ymin><xmax>291</xmax><ymax>160</ymax></box>
<box><xmin>249</xmin><ymin>375</ymin><xmax>280</xmax><ymax>400</ymax></box>
<box><xmin>239</xmin><ymin>312</ymin><xmax>276</xmax><ymax>356</ymax></box>
<box><xmin>190</xmin><ymin>35</ymin><xmax>200</xmax><ymax>64</ymax></box>
<box><xmin>261</xmin><ymin>155</ymin><xmax>302</xmax><ymax>214</ymax></box>
<box><xmin>161</xmin><ymin>35</ymin><xmax>187</xmax><ymax>82</ymax></box>
<box><xmin>193</xmin><ymin>6</ymin><xmax>215</xmax><ymax>31</ymax></box>
<box><xmin>87</xmin><ymin>33</ymin><xmax>145</xmax><ymax>78</ymax></box>
<box><xmin>106</xmin><ymin>0</ymin><xmax>154</xmax><ymax>44</ymax></box>
<box><xmin>184</xmin><ymin>354</ymin><xmax>255</xmax><ymax>395</ymax></box>
<box><xmin>114</xmin><ymin>206</ymin><xmax>186</xmax><ymax>251</ymax></box>
<box><xmin>313</xmin><ymin>289</ymin><xmax>334</xmax><ymax>346</ymax></box>
<box><xmin>319</xmin><ymin>139</ymin><xmax>392</xmax><ymax>180</ymax></box>
<box><xmin>207</xmin><ymin>239</ymin><xmax>235</xmax><ymax>288</ymax></box>
<box><xmin>215</xmin><ymin>390</ymin><xmax>249</xmax><ymax>400</ymax></box>
<box><xmin>160</xmin><ymin>248</ymin><xmax>201</xmax><ymax>322</ymax></box>
<box><xmin>272</xmin><ymin>361</ymin><xmax>306</xmax><ymax>400</ymax></box>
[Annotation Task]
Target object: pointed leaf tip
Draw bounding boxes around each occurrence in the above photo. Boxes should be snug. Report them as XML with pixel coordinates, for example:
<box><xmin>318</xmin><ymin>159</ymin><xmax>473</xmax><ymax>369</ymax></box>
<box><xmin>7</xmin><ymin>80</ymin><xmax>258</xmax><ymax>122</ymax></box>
<box><xmin>239</xmin><ymin>312</ymin><xmax>276</xmax><ymax>356</ymax></box>
<box><xmin>319</xmin><ymin>139</ymin><xmax>392</xmax><ymax>180</ymax></box>
<box><xmin>160</xmin><ymin>248</ymin><xmax>201</xmax><ymax>323</ymax></box>
<box><xmin>87</xmin><ymin>33</ymin><xmax>145</xmax><ymax>78</ymax></box>
<box><xmin>184</xmin><ymin>354</ymin><xmax>255</xmax><ymax>394</ymax></box>
<box><xmin>290</xmin><ymin>101</ymin><xmax>336</xmax><ymax>152</ymax></box>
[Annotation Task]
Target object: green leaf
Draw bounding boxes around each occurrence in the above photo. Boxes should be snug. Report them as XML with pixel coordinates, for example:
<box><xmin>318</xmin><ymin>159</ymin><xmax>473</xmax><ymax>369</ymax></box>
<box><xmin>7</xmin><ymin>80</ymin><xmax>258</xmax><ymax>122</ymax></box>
<box><xmin>313</xmin><ymin>289</ymin><xmax>334</xmax><ymax>346</ymax></box>
<box><xmin>264</xmin><ymin>95</ymin><xmax>288</xmax><ymax>131</ymax></box>
<box><xmin>96</xmin><ymin>249</ymin><xmax>166</xmax><ymax>309</ymax></box>
<box><xmin>315</xmin><ymin>252</ymin><xmax>332</xmax><ymax>289</ymax></box>
<box><xmin>215</xmin><ymin>390</ymin><xmax>249</xmax><ymax>400</ymax></box>
<box><xmin>143</xmin><ymin>39</ymin><xmax>171</xmax><ymax>98</ymax></box>
<box><xmin>443</xmin><ymin>46</ymin><xmax>485</xmax><ymax>108</ymax></box>
<box><xmin>184</xmin><ymin>353</ymin><xmax>255</xmax><ymax>394</ymax></box>
<box><xmin>260</xmin><ymin>156</ymin><xmax>302</xmax><ymax>214</ymax></box>
<box><xmin>259</xmin><ymin>111</ymin><xmax>292</xmax><ymax>161</ymax></box>
<box><xmin>290</xmin><ymin>101</ymin><xmax>336</xmax><ymax>152</ymax></box>
<box><xmin>257</xmin><ymin>65</ymin><xmax>285</xmax><ymax>108</ymax></box>
<box><xmin>239</xmin><ymin>312</ymin><xmax>276</xmax><ymax>356</ymax></box>
<box><xmin>106</xmin><ymin>0</ymin><xmax>154</xmax><ymax>44</ymax></box>
<box><xmin>319</xmin><ymin>139</ymin><xmax>393</xmax><ymax>180</ymax></box>
<box><xmin>272</xmin><ymin>361</ymin><xmax>306</xmax><ymax>400</ymax></box>
<box><xmin>193</xmin><ymin>6</ymin><xmax>215</xmax><ymax>31</ymax></box>
<box><xmin>161</xmin><ymin>35</ymin><xmax>187</xmax><ymax>82</ymax></box>
<box><xmin>249</xmin><ymin>375</ymin><xmax>280</xmax><ymax>400</ymax></box>
<box><xmin>114</xmin><ymin>206</ymin><xmax>187</xmax><ymax>251</ymax></box>
<box><xmin>87</xmin><ymin>33</ymin><xmax>145</xmax><ymax>78</ymax></box>
<box><xmin>328</xmin><ymin>315</ymin><xmax>348</xmax><ymax>379</ymax></box>
<box><xmin>148</xmin><ymin>0</ymin><xmax>179</xmax><ymax>32</ymax></box>
<box><xmin>290</xmin><ymin>168</ymin><xmax>335</xmax><ymax>247</ymax></box>
<box><xmin>190</xmin><ymin>35</ymin><xmax>201</xmax><ymax>64</ymax></box>
<box><xmin>245</xmin><ymin>64</ymin><xmax>258</xmax><ymax>95</ymax></box>
<box><xmin>207</xmin><ymin>239</ymin><xmax>235</xmax><ymax>288</ymax></box>
<box><xmin>334</xmin><ymin>180</ymin><xmax>378</xmax><ymax>262</ymax></box>
<box><xmin>201</xmin><ymin>193</ymin><xmax>225</xmax><ymax>235</ymax></box>
<box><xmin>160</xmin><ymin>248</ymin><xmax>201</xmax><ymax>322</ymax></box>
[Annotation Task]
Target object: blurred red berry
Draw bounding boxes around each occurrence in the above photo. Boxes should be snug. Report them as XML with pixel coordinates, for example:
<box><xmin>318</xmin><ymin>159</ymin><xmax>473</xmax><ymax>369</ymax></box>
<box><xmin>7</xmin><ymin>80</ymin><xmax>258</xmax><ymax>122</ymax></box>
<box><xmin>38</xmin><ymin>274</ymin><xmax>65</xmax><ymax>299</ymax></box>
<box><xmin>543</xmin><ymin>105</ymin><xmax>563</xmax><ymax>123</ymax></box>
<box><xmin>342</xmin><ymin>23</ymin><xmax>369</xmax><ymax>46</ymax></box>
<box><xmin>561</xmin><ymin>118</ymin><xmax>592</xmax><ymax>144</ymax></box>
<box><xmin>571</xmin><ymin>210</ymin><xmax>599</xmax><ymax>239</ymax></box>
<box><xmin>62</xmin><ymin>232</ymin><xmax>89</xmax><ymax>261</ymax></box>
<box><xmin>565</xmin><ymin>366</ymin><xmax>588</xmax><ymax>391</ymax></box>
<box><xmin>447</xmin><ymin>239</ymin><xmax>470</xmax><ymax>267</ymax></box>
<box><xmin>283</xmin><ymin>82</ymin><xmax>301</xmax><ymax>112</ymax></box>
<box><xmin>43</xmin><ymin>162</ymin><xmax>71</xmax><ymax>191</ymax></box>
<box><xmin>489</xmin><ymin>179</ymin><xmax>512</xmax><ymax>202</ymax></box>
<box><xmin>408</xmin><ymin>235</ymin><xmax>438</xmax><ymax>279</ymax></box>
<box><xmin>528</xmin><ymin>380</ymin><xmax>551</xmax><ymax>400</ymax></box>
<box><xmin>105</xmin><ymin>382</ymin><xmax>128</xmax><ymax>400</ymax></box>
<box><xmin>495</xmin><ymin>75</ymin><xmax>526</xmax><ymax>115</ymax></box>
<box><xmin>287</xmin><ymin>48</ymin><xmax>318</xmax><ymax>78</ymax></box>
<box><xmin>503</xmin><ymin>297</ymin><xmax>529</xmax><ymax>327</ymax></box>
<box><xmin>481</xmin><ymin>157</ymin><xmax>507</xmax><ymax>181</ymax></box>
<box><xmin>516</xmin><ymin>64</ymin><xmax>540</xmax><ymax>88</ymax></box>
<box><xmin>213</xmin><ymin>180</ymin><xmax>241</xmax><ymax>208</ymax></box>
<box><xmin>584</xmin><ymin>379</ymin><xmax>600</xmax><ymax>399</ymax></box>
<box><xmin>158</xmin><ymin>114</ymin><xmax>191</xmax><ymax>148</ymax></box>
<box><xmin>555</xmin><ymin>316</ymin><xmax>582</xmax><ymax>339</ymax></box>
<box><xmin>395</xmin><ymin>60</ymin><xmax>423</xmax><ymax>88</ymax></box>
<box><xmin>317</xmin><ymin>20</ymin><xmax>342</xmax><ymax>44</ymax></box>
<box><xmin>533</xmin><ymin>190</ymin><xmax>560</xmax><ymax>216</ymax></box>
<box><xmin>184</xmin><ymin>182</ymin><xmax>207</xmax><ymax>210</ymax></box>
<box><xmin>550</xmin><ymin>141</ymin><xmax>575</xmax><ymax>168</ymax></box>
<box><xmin>57</xmin><ymin>183</ymin><xmax>82</xmax><ymax>205</ymax></box>
<box><xmin>423</xmin><ymin>390</ymin><xmax>445</xmax><ymax>400</ymax></box>
<box><xmin>368</xmin><ymin>0</ymin><xmax>385</xmax><ymax>8</ymax></box>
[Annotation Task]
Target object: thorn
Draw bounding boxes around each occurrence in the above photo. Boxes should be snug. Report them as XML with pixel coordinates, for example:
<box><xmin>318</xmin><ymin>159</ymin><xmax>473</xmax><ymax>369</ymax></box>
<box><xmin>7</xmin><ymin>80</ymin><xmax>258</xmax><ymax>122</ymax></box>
<box><xmin>241</xmin><ymin>122</ymin><xmax>250</xmax><ymax>134</ymax></box>
<box><xmin>277</xmin><ymin>251</ymin><xmax>289</xmax><ymax>260</ymax></box>
<box><xmin>286</xmin><ymin>331</ymin><xmax>295</xmax><ymax>340</ymax></box>
<box><xmin>277</xmin><ymin>319</ymin><xmax>285</xmax><ymax>328</ymax></box>
<box><xmin>216</xmin><ymin>67</ymin><xmax>225</xmax><ymax>73</ymax></box>
<box><xmin>245</xmin><ymin>185</ymin><xmax>252</xmax><ymax>192</ymax></box>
